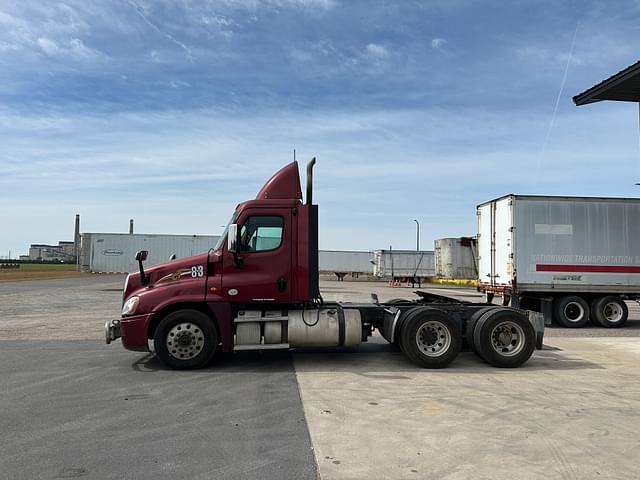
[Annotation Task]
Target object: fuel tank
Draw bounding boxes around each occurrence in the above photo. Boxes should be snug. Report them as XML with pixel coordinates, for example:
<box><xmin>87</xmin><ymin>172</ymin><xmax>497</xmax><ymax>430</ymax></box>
<box><xmin>288</xmin><ymin>307</ymin><xmax>361</xmax><ymax>347</ymax></box>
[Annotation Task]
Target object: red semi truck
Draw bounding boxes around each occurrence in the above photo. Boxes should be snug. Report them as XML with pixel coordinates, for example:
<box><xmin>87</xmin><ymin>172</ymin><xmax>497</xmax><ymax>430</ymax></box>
<box><xmin>106</xmin><ymin>159</ymin><xmax>544</xmax><ymax>369</ymax></box>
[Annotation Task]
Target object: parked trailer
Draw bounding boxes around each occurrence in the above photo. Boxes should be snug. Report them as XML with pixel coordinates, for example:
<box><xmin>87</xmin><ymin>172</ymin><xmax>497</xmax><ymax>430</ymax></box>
<box><xmin>435</xmin><ymin>237</ymin><xmax>478</xmax><ymax>279</ymax></box>
<box><xmin>373</xmin><ymin>250</ymin><xmax>435</xmax><ymax>285</ymax></box>
<box><xmin>478</xmin><ymin>194</ymin><xmax>640</xmax><ymax>328</ymax></box>
<box><xmin>318</xmin><ymin>250</ymin><xmax>373</xmax><ymax>279</ymax></box>
<box><xmin>105</xmin><ymin>160</ymin><xmax>544</xmax><ymax>370</ymax></box>
<box><xmin>80</xmin><ymin>233</ymin><xmax>219</xmax><ymax>273</ymax></box>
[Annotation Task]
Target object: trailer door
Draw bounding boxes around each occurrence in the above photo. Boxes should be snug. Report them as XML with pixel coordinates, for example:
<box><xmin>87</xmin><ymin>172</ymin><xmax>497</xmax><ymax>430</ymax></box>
<box><xmin>493</xmin><ymin>197</ymin><xmax>514</xmax><ymax>287</ymax></box>
<box><xmin>477</xmin><ymin>203</ymin><xmax>493</xmax><ymax>284</ymax></box>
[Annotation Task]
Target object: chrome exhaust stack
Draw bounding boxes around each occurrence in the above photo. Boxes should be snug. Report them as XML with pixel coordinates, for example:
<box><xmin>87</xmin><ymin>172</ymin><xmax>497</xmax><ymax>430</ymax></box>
<box><xmin>306</xmin><ymin>157</ymin><xmax>316</xmax><ymax>205</ymax></box>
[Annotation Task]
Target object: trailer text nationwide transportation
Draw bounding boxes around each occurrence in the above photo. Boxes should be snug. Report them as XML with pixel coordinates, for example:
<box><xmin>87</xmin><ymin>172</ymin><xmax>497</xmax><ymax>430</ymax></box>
<box><xmin>106</xmin><ymin>160</ymin><xmax>544</xmax><ymax>369</ymax></box>
<box><xmin>478</xmin><ymin>195</ymin><xmax>640</xmax><ymax>328</ymax></box>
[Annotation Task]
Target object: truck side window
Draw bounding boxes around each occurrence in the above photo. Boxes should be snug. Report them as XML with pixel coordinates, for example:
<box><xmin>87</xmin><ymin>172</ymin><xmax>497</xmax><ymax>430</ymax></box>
<box><xmin>239</xmin><ymin>216</ymin><xmax>284</xmax><ymax>252</ymax></box>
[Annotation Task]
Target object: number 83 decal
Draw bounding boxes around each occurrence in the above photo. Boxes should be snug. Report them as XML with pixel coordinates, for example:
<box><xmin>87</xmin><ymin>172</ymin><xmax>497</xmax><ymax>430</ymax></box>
<box><xmin>191</xmin><ymin>265</ymin><xmax>204</xmax><ymax>277</ymax></box>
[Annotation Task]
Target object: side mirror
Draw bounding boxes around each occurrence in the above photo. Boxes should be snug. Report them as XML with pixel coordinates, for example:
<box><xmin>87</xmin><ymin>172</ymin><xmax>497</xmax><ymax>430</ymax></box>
<box><xmin>227</xmin><ymin>224</ymin><xmax>244</xmax><ymax>268</ymax></box>
<box><xmin>135</xmin><ymin>250</ymin><xmax>150</xmax><ymax>285</ymax></box>
<box><xmin>228</xmin><ymin>224</ymin><xmax>239</xmax><ymax>253</ymax></box>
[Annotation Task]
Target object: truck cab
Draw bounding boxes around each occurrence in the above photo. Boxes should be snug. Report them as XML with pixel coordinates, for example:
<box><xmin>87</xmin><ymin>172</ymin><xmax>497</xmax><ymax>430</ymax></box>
<box><xmin>107</xmin><ymin>159</ymin><xmax>544</xmax><ymax>370</ymax></box>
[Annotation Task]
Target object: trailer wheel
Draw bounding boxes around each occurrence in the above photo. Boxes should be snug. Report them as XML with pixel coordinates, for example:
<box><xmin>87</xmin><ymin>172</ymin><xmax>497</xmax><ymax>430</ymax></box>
<box><xmin>473</xmin><ymin>309</ymin><xmax>535</xmax><ymax>368</ymax></box>
<box><xmin>400</xmin><ymin>308</ymin><xmax>461</xmax><ymax>368</ymax></box>
<box><xmin>553</xmin><ymin>296</ymin><xmax>590</xmax><ymax>328</ymax></box>
<box><xmin>591</xmin><ymin>296</ymin><xmax>629</xmax><ymax>328</ymax></box>
<box><xmin>465</xmin><ymin>306</ymin><xmax>501</xmax><ymax>359</ymax></box>
<box><xmin>153</xmin><ymin>309</ymin><xmax>218</xmax><ymax>369</ymax></box>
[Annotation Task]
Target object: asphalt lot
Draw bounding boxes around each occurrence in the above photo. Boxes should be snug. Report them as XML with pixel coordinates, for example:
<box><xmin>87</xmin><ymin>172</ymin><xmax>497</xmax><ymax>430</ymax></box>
<box><xmin>2</xmin><ymin>276</ymin><xmax>640</xmax><ymax>479</ymax></box>
<box><xmin>0</xmin><ymin>341</ymin><xmax>315</xmax><ymax>480</ymax></box>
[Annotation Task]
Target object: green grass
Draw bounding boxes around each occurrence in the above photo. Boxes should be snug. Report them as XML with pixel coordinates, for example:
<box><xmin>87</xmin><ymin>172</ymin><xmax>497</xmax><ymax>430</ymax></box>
<box><xmin>0</xmin><ymin>263</ymin><xmax>84</xmax><ymax>282</ymax></box>
<box><xmin>11</xmin><ymin>263</ymin><xmax>78</xmax><ymax>272</ymax></box>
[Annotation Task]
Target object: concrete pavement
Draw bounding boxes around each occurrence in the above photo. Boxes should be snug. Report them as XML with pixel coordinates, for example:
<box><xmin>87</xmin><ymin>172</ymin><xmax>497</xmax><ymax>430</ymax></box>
<box><xmin>294</xmin><ymin>336</ymin><xmax>640</xmax><ymax>480</ymax></box>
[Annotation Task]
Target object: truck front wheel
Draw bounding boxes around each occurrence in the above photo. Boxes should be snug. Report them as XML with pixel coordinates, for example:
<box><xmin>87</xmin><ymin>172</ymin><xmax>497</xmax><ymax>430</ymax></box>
<box><xmin>400</xmin><ymin>308</ymin><xmax>461</xmax><ymax>368</ymax></box>
<box><xmin>553</xmin><ymin>296</ymin><xmax>590</xmax><ymax>328</ymax></box>
<box><xmin>591</xmin><ymin>296</ymin><xmax>629</xmax><ymax>328</ymax></box>
<box><xmin>153</xmin><ymin>309</ymin><xmax>218</xmax><ymax>369</ymax></box>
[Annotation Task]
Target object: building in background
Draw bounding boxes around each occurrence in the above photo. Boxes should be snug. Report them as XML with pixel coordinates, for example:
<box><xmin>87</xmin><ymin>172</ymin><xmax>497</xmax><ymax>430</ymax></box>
<box><xmin>80</xmin><ymin>233</ymin><xmax>220</xmax><ymax>273</ymax></box>
<box><xmin>27</xmin><ymin>241</ymin><xmax>76</xmax><ymax>262</ymax></box>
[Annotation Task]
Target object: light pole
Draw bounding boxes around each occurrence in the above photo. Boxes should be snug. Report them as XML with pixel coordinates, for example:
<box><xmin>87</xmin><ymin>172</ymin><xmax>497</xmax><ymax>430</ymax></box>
<box><xmin>413</xmin><ymin>219</ymin><xmax>420</xmax><ymax>251</ymax></box>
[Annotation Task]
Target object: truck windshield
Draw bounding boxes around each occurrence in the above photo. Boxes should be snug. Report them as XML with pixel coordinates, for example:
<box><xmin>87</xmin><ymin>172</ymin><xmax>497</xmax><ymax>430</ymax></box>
<box><xmin>214</xmin><ymin>212</ymin><xmax>237</xmax><ymax>251</ymax></box>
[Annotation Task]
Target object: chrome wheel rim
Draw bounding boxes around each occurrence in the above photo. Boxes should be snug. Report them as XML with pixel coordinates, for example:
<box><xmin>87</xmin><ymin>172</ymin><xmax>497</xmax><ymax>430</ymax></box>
<box><xmin>166</xmin><ymin>322</ymin><xmax>204</xmax><ymax>360</ymax></box>
<box><xmin>490</xmin><ymin>321</ymin><xmax>525</xmax><ymax>357</ymax></box>
<box><xmin>563</xmin><ymin>302</ymin><xmax>585</xmax><ymax>323</ymax></box>
<box><xmin>603</xmin><ymin>302</ymin><xmax>623</xmax><ymax>323</ymax></box>
<box><xmin>415</xmin><ymin>321</ymin><xmax>451</xmax><ymax>357</ymax></box>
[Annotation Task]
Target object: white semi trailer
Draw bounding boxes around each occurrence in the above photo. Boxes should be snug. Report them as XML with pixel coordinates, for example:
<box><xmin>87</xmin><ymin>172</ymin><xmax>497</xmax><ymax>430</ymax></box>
<box><xmin>373</xmin><ymin>250</ymin><xmax>435</xmax><ymax>282</ymax></box>
<box><xmin>477</xmin><ymin>195</ymin><xmax>640</xmax><ymax>327</ymax></box>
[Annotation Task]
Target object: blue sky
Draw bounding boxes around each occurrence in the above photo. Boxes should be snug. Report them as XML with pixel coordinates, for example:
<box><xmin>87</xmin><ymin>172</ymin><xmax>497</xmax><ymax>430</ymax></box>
<box><xmin>2</xmin><ymin>0</ymin><xmax>640</xmax><ymax>257</ymax></box>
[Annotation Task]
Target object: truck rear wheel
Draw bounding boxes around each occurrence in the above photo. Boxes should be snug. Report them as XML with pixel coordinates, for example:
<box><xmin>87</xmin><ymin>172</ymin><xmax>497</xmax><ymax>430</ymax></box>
<box><xmin>591</xmin><ymin>296</ymin><xmax>628</xmax><ymax>328</ymax></box>
<box><xmin>465</xmin><ymin>306</ymin><xmax>501</xmax><ymax>358</ymax></box>
<box><xmin>153</xmin><ymin>309</ymin><xmax>218</xmax><ymax>370</ymax></box>
<box><xmin>473</xmin><ymin>309</ymin><xmax>535</xmax><ymax>368</ymax></box>
<box><xmin>394</xmin><ymin>306</ymin><xmax>435</xmax><ymax>351</ymax></box>
<box><xmin>400</xmin><ymin>308</ymin><xmax>461</xmax><ymax>368</ymax></box>
<box><xmin>553</xmin><ymin>296</ymin><xmax>590</xmax><ymax>328</ymax></box>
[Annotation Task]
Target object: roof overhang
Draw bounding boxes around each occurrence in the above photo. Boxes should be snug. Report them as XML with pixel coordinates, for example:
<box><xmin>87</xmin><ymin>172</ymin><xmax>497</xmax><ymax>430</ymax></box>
<box><xmin>573</xmin><ymin>60</ymin><xmax>640</xmax><ymax>106</ymax></box>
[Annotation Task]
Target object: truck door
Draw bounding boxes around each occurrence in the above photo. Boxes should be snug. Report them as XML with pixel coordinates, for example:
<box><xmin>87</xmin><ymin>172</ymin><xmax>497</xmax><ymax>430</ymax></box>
<box><xmin>221</xmin><ymin>210</ymin><xmax>292</xmax><ymax>303</ymax></box>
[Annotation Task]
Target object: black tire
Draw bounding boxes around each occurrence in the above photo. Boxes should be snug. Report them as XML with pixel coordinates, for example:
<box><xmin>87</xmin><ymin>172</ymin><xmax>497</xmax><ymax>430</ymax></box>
<box><xmin>387</xmin><ymin>299</ymin><xmax>412</xmax><ymax>348</ymax></box>
<box><xmin>153</xmin><ymin>309</ymin><xmax>218</xmax><ymax>369</ymax></box>
<box><xmin>591</xmin><ymin>296</ymin><xmax>629</xmax><ymax>328</ymax></box>
<box><xmin>473</xmin><ymin>309</ymin><xmax>536</xmax><ymax>368</ymax></box>
<box><xmin>465</xmin><ymin>306</ymin><xmax>501</xmax><ymax>359</ymax></box>
<box><xmin>553</xmin><ymin>296</ymin><xmax>590</xmax><ymax>328</ymax></box>
<box><xmin>393</xmin><ymin>306</ymin><xmax>431</xmax><ymax>351</ymax></box>
<box><xmin>589</xmin><ymin>298</ymin><xmax>601</xmax><ymax>326</ymax></box>
<box><xmin>400</xmin><ymin>308</ymin><xmax>462</xmax><ymax>368</ymax></box>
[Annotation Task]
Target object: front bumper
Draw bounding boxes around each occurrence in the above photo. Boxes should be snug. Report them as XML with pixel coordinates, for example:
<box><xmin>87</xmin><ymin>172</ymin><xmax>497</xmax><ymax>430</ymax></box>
<box><xmin>105</xmin><ymin>319</ymin><xmax>121</xmax><ymax>344</ymax></box>
<box><xmin>105</xmin><ymin>313</ymin><xmax>153</xmax><ymax>352</ymax></box>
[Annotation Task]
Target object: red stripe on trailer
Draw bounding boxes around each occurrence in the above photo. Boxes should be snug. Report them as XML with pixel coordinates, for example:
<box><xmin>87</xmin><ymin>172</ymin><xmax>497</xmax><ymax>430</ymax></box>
<box><xmin>536</xmin><ymin>264</ymin><xmax>640</xmax><ymax>273</ymax></box>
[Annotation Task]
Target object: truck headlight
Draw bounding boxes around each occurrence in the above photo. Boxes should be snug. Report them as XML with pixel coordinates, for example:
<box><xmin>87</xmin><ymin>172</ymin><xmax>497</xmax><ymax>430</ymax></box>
<box><xmin>121</xmin><ymin>296</ymin><xmax>140</xmax><ymax>316</ymax></box>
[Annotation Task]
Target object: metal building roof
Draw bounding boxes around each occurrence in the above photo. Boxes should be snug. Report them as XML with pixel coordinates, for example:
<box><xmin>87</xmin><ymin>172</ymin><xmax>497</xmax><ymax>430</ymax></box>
<box><xmin>573</xmin><ymin>60</ymin><xmax>640</xmax><ymax>105</ymax></box>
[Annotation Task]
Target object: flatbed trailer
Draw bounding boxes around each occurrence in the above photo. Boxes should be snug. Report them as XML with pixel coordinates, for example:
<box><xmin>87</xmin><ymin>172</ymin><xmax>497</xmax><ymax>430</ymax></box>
<box><xmin>106</xmin><ymin>159</ymin><xmax>544</xmax><ymax>369</ymax></box>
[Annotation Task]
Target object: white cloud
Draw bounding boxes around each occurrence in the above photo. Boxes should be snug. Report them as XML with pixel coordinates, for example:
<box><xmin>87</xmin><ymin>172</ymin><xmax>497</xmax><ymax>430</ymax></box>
<box><xmin>168</xmin><ymin>80</ymin><xmax>191</xmax><ymax>89</ymax></box>
<box><xmin>431</xmin><ymin>38</ymin><xmax>446</xmax><ymax>49</ymax></box>
<box><xmin>201</xmin><ymin>14</ymin><xmax>235</xmax><ymax>28</ymax></box>
<box><xmin>36</xmin><ymin>36</ymin><xmax>103</xmax><ymax>61</ymax></box>
<box><xmin>36</xmin><ymin>37</ymin><xmax>59</xmax><ymax>55</ymax></box>
<box><xmin>221</xmin><ymin>0</ymin><xmax>335</xmax><ymax>9</ymax></box>
<box><xmin>366</xmin><ymin>43</ymin><xmax>389</xmax><ymax>59</ymax></box>
<box><xmin>1</xmin><ymin>103</ymin><xmax>639</xmax><ymax>254</ymax></box>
